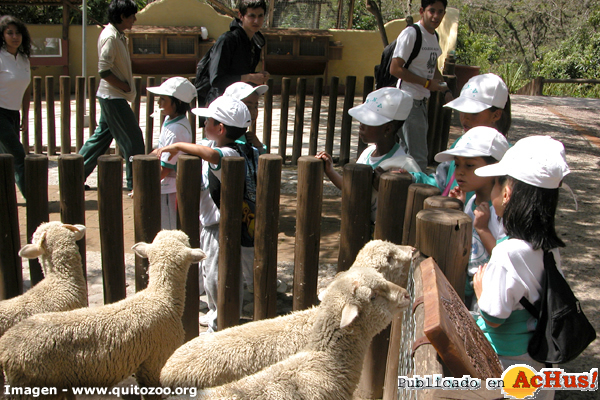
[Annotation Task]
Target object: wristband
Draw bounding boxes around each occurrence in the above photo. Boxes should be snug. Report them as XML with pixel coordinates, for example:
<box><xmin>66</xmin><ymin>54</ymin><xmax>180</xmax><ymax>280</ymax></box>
<box><xmin>424</xmin><ymin>79</ymin><xmax>431</xmax><ymax>89</ymax></box>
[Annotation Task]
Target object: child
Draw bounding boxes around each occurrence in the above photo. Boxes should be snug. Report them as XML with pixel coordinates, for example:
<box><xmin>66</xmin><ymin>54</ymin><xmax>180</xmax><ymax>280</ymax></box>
<box><xmin>434</xmin><ymin>126</ymin><xmax>509</xmax><ymax>309</ymax></box>
<box><xmin>408</xmin><ymin>73</ymin><xmax>511</xmax><ymax>203</ymax></box>
<box><xmin>473</xmin><ymin>136</ymin><xmax>569</xmax><ymax>399</ymax></box>
<box><xmin>155</xmin><ymin>96</ymin><xmax>252</xmax><ymax>333</ymax></box>
<box><xmin>316</xmin><ymin>87</ymin><xmax>421</xmax><ymax>222</ymax></box>
<box><xmin>146</xmin><ymin>77</ymin><xmax>196</xmax><ymax>230</ymax></box>
<box><xmin>224</xmin><ymin>81</ymin><xmax>269</xmax><ymax>154</ymax></box>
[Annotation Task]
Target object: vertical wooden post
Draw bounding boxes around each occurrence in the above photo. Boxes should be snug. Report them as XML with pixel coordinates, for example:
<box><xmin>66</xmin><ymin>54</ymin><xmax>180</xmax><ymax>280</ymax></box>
<box><xmin>25</xmin><ymin>154</ymin><xmax>49</xmax><ymax>286</ymax></box>
<box><xmin>0</xmin><ymin>154</ymin><xmax>23</xmax><ymax>299</ymax></box>
<box><xmin>325</xmin><ymin>76</ymin><xmax>339</xmax><ymax>156</ymax></box>
<box><xmin>293</xmin><ymin>156</ymin><xmax>323</xmax><ymax>311</ymax></box>
<box><xmin>217</xmin><ymin>157</ymin><xmax>246</xmax><ymax>330</ymax></box>
<box><xmin>337</xmin><ymin>163</ymin><xmax>372</xmax><ymax>272</ymax></box>
<box><xmin>278</xmin><ymin>78</ymin><xmax>291</xmax><ymax>162</ymax></box>
<box><xmin>58</xmin><ymin>154</ymin><xmax>86</xmax><ymax>279</ymax></box>
<box><xmin>60</xmin><ymin>76</ymin><xmax>71</xmax><ymax>154</ymax></box>
<box><xmin>375</xmin><ymin>172</ymin><xmax>413</xmax><ymax>244</ymax></box>
<box><xmin>339</xmin><ymin>76</ymin><xmax>356</xmax><ymax>165</ymax></box>
<box><xmin>309</xmin><ymin>77</ymin><xmax>323</xmax><ymax>155</ymax></box>
<box><xmin>159</xmin><ymin>77</ymin><xmax>168</xmax><ymax>129</ymax></box>
<box><xmin>75</xmin><ymin>76</ymin><xmax>85</xmax><ymax>153</ymax></box>
<box><xmin>263</xmin><ymin>78</ymin><xmax>274</xmax><ymax>153</ymax></box>
<box><xmin>188</xmin><ymin>95</ymin><xmax>197</xmax><ymax>144</ymax></box>
<box><xmin>426</xmin><ymin>91</ymin><xmax>443</xmax><ymax>166</ymax></box>
<box><xmin>357</xmin><ymin>76</ymin><xmax>374</xmax><ymax>158</ymax></box>
<box><xmin>33</xmin><ymin>76</ymin><xmax>43</xmax><ymax>154</ymax></box>
<box><xmin>424</xmin><ymin>195</ymin><xmax>463</xmax><ymax>210</ymax></box>
<box><xmin>533</xmin><ymin>77</ymin><xmax>544</xmax><ymax>96</ymax></box>
<box><xmin>132</xmin><ymin>76</ymin><xmax>142</xmax><ymax>124</ymax></box>
<box><xmin>402</xmin><ymin>183</ymin><xmax>440</xmax><ymax>246</ymax></box>
<box><xmin>145</xmin><ymin>76</ymin><xmax>155</xmax><ymax>154</ymax></box>
<box><xmin>176</xmin><ymin>155</ymin><xmax>203</xmax><ymax>340</ymax></box>
<box><xmin>439</xmin><ymin>76</ymin><xmax>456</xmax><ymax>153</ymax></box>
<box><xmin>291</xmin><ymin>78</ymin><xmax>307</xmax><ymax>165</ymax></box>
<box><xmin>88</xmin><ymin>76</ymin><xmax>97</xmax><ymax>137</ymax></box>
<box><xmin>132</xmin><ymin>155</ymin><xmax>161</xmax><ymax>291</ymax></box>
<box><xmin>254</xmin><ymin>154</ymin><xmax>282</xmax><ymax>320</ymax></box>
<box><xmin>21</xmin><ymin>82</ymin><xmax>30</xmax><ymax>153</ymax></box>
<box><xmin>46</xmin><ymin>76</ymin><xmax>56</xmax><ymax>155</ymax></box>
<box><xmin>97</xmin><ymin>155</ymin><xmax>126</xmax><ymax>304</ymax></box>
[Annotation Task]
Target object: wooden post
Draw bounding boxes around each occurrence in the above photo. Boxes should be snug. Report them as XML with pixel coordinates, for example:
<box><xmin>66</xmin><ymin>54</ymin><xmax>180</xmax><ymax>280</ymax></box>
<box><xmin>309</xmin><ymin>77</ymin><xmax>323</xmax><ymax>155</ymax></box>
<box><xmin>263</xmin><ymin>78</ymin><xmax>274</xmax><ymax>153</ymax></box>
<box><xmin>97</xmin><ymin>155</ymin><xmax>126</xmax><ymax>304</ymax></box>
<box><xmin>132</xmin><ymin>155</ymin><xmax>161</xmax><ymax>291</ymax></box>
<box><xmin>33</xmin><ymin>76</ymin><xmax>43</xmax><ymax>154</ymax></box>
<box><xmin>159</xmin><ymin>77</ymin><xmax>168</xmax><ymax>129</ymax></box>
<box><xmin>25</xmin><ymin>154</ymin><xmax>49</xmax><ymax>286</ymax></box>
<box><xmin>337</xmin><ymin>163</ymin><xmax>372</xmax><ymax>272</ymax></box>
<box><xmin>176</xmin><ymin>155</ymin><xmax>203</xmax><ymax>340</ymax></box>
<box><xmin>88</xmin><ymin>76</ymin><xmax>97</xmax><ymax>137</ymax></box>
<box><xmin>293</xmin><ymin>156</ymin><xmax>323</xmax><ymax>311</ymax></box>
<box><xmin>424</xmin><ymin>195</ymin><xmax>463</xmax><ymax>210</ymax></box>
<box><xmin>339</xmin><ymin>75</ymin><xmax>356</xmax><ymax>165</ymax></box>
<box><xmin>217</xmin><ymin>157</ymin><xmax>246</xmax><ymax>330</ymax></box>
<box><xmin>375</xmin><ymin>172</ymin><xmax>413</xmax><ymax>244</ymax></box>
<box><xmin>254</xmin><ymin>154</ymin><xmax>282</xmax><ymax>320</ymax></box>
<box><xmin>291</xmin><ymin>78</ymin><xmax>307</xmax><ymax>165</ymax></box>
<box><xmin>416</xmin><ymin>208</ymin><xmax>471</xmax><ymax>300</ymax></box>
<box><xmin>325</xmin><ymin>76</ymin><xmax>339</xmax><ymax>156</ymax></box>
<box><xmin>278</xmin><ymin>77</ymin><xmax>291</xmax><ymax>162</ymax></box>
<box><xmin>0</xmin><ymin>154</ymin><xmax>23</xmax><ymax>299</ymax></box>
<box><xmin>145</xmin><ymin>76</ymin><xmax>155</xmax><ymax>154</ymax></box>
<box><xmin>58</xmin><ymin>154</ymin><xmax>86</xmax><ymax>279</ymax></box>
<box><xmin>188</xmin><ymin>95</ymin><xmax>197</xmax><ymax>144</ymax></box>
<box><xmin>46</xmin><ymin>76</ymin><xmax>56</xmax><ymax>155</ymax></box>
<box><xmin>533</xmin><ymin>77</ymin><xmax>544</xmax><ymax>96</ymax></box>
<box><xmin>60</xmin><ymin>76</ymin><xmax>71</xmax><ymax>154</ymax></box>
<box><xmin>75</xmin><ymin>76</ymin><xmax>85</xmax><ymax>153</ymax></box>
<box><xmin>439</xmin><ymin>75</ymin><xmax>456</xmax><ymax>153</ymax></box>
<box><xmin>357</xmin><ymin>76</ymin><xmax>374</xmax><ymax>158</ymax></box>
<box><xmin>132</xmin><ymin>76</ymin><xmax>142</xmax><ymax>124</ymax></box>
<box><xmin>426</xmin><ymin>91</ymin><xmax>443</xmax><ymax>166</ymax></box>
<box><xmin>21</xmin><ymin>82</ymin><xmax>30</xmax><ymax>153</ymax></box>
<box><xmin>402</xmin><ymin>184</ymin><xmax>441</xmax><ymax>246</ymax></box>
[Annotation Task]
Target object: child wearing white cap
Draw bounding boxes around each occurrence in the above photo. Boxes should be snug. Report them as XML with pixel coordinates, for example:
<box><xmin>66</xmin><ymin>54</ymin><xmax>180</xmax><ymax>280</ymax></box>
<box><xmin>155</xmin><ymin>95</ymin><xmax>252</xmax><ymax>333</ymax></box>
<box><xmin>146</xmin><ymin>76</ymin><xmax>197</xmax><ymax>230</ymax></box>
<box><xmin>473</xmin><ymin>136</ymin><xmax>570</xmax><ymax>397</ymax></box>
<box><xmin>435</xmin><ymin>126</ymin><xmax>509</xmax><ymax>309</ymax></box>
<box><xmin>316</xmin><ymin>87</ymin><xmax>421</xmax><ymax>222</ymax></box>
<box><xmin>224</xmin><ymin>81</ymin><xmax>269</xmax><ymax>154</ymax></box>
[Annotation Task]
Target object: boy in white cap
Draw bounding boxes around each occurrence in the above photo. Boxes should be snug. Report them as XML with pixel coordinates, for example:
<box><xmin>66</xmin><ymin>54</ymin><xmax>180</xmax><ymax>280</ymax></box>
<box><xmin>316</xmin><ymin>87</ymin><xmax>420</xmax><ymax>222</ymax></box>
<box><xmin>147</xmin><ymin>76</ymin><xmax>196</xmax><ymax>230</ymax></box>
<box><xmin>155</xmin><ymin>96</ymin><xmax>251</xmax><ymax>333</ymax></box>
<box><xmin>224</xmin><ymin>81</ymin><xmax>269</xmax><ymax>153</ymax></box>
<box><xmin>435</xmin><ymin>126</ymin><xmax>509</xmax><ymax>309</ymax></box>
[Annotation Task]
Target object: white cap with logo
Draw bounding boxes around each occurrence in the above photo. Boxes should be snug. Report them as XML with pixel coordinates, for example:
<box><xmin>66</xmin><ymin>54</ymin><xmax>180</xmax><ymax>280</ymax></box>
<box><xmin>444</xmin><ymin>73</ymin><xmax>509</xmax><ymax>113</ymax></box>
<box><xmin>475</xmin><ymin>135</ymin><xmax>570</xmax><ymax>189</ymax></box>
<box><xmin>348</xmin><ymin>87</ymin><xmax>413</xmax><ymax>126</ymax></box>
<box><xmin>435</xmin><ymin>126</ymin><xmax>509</xmax><ymax>163</ymax></box>
<box><xmin>224</xmin><ymin>82</ymin><xmax>268</xmax><ymax>100</ymax></box>
<box><xmin>146</xmin><ymin>77</ymin><xmax>197</xmax><ymax>103</ymax></box>
<box><xmin>191</xmin><ymin>96</ymin><xmax>251</xmax><ymax>128</ymax></box>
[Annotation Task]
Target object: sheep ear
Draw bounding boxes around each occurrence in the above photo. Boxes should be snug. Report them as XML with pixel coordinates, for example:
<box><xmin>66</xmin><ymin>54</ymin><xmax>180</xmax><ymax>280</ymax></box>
<box><xmin>132</xmin><ymin>242</ymin><xmax>150</xmax><ymax>258</ymax></box>
<box><xmin>190</xmin><ymin>249</ymin><xmax>207</xmax><ymax>263</ymax></box>
<box><xmin>19</xmin><ymin>244</ymin><xmax>44</xmax><ymax>259</ymax></box>
<box><xmin>340</xmin><ymin>303</ymin><xmax>359</xmax><ymax>329</ymax></box>
<box><xmin>62</xmin><ymin>224</ymin><xmax>87</xmax><ymax>240</ymax></box>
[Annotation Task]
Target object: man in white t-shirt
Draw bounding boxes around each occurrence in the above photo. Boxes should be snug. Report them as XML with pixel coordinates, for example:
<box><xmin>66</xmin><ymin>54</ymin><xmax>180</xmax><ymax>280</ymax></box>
<box><xmin>390</xmin><ymin>0</ymin><xmax>453</xmax><ymax>171</ymax></box>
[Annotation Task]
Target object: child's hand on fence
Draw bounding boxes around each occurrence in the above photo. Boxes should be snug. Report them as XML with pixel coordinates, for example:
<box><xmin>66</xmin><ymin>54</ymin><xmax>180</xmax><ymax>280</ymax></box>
<box><xmin>448</xmin><ymin>186</ymin><xmax>466</xmax><ymax>203</ymax></box>
<box><xmin>152</xmin><ymin>146</ymin><xmax>175</xmax><ymax>161</ymax></box>
<box><xmin>315</xmin><ymin>151</ymin><xmax>334</xmax><ymax>175</ymax></box>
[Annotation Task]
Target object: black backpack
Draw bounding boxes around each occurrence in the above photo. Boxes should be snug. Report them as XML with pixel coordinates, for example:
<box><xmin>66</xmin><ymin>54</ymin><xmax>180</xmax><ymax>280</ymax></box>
<box><xmin>194</xmin><ymin>48</ymin><xmax>213</xmax><ymax>107</ymax></box>
<box><xmin>374</xmin><ymin>24</ymin><xmax>439</xmax><ymax>90</ymax></box>
<box><xmin>520</xmin><ymin>251</ymin><xmax>596</xmax><ymax>365</ymax></box>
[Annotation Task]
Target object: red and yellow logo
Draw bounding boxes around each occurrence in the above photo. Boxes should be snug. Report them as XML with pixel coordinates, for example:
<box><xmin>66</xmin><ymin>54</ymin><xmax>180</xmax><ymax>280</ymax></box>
<box><xmin>501</xmin><ymin>365</ymin><xmax>598</xmax><ymax>399</ymax></box>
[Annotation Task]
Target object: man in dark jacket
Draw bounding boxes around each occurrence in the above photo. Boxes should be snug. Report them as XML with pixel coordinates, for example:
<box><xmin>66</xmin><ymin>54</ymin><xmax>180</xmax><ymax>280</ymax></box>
<box><xmin>196</xmin><ymin>0</ymin><xmax>270</xmax><ymax>107</ymax></box>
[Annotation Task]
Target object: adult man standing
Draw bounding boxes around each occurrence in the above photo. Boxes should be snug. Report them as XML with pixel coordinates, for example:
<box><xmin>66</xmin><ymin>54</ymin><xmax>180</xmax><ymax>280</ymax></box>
<box><xmin>390</xmin><ymin>0</ymin><xmax>452</xmax><ymax>171</ymax></box>
<box><xmin>195</xmin><ymin>0</ymin><xmax>270</xmax><ymax>107</ymax></box>
<box><xmin>79</xmin><ymin>0</ymin><xmax>145</xmax><ymax>191</ymax></box>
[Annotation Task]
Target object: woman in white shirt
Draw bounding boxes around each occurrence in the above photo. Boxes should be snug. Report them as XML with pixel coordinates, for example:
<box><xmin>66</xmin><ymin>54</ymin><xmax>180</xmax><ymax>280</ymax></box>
<box><xmin>0</xmin><ymin>15</ymin><xmax>31</xmax><ymax>198</ymax></box>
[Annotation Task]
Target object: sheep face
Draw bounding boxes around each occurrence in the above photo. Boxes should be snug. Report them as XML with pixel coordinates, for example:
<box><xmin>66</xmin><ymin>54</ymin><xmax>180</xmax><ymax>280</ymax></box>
<box><xmin>352</xmin><ymin>240</ymin><xmax>418</xmax><ymax>287</ymax></box>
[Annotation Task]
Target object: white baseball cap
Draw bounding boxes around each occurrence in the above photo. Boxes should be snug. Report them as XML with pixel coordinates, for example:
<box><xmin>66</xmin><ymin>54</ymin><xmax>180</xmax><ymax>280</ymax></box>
<box><xmin>444</xmin><ymin>73</ymin><xmax>509</xmax><ymax>113</ymax></box>
<box><xmin>191</xmin><ymin>96</ymin><xmax>251</xmax><ymax>128</ymax></box>
<box><xmin>224</xmin><ymin>82</ymin><xmax>268</xmax><ymax>99</ymax></box>
<box><xmin>348</xmin><ymin>87</ymin><xmax>413</xmax><ymax>126</ymax></box>
<box><xmin>475</xmin><ymin>136</ymin><xmax>570</xmax><ymax>189</ymax></box>
<box><xmin>146</xmin><ymin>77</ymin><xmax>197</xmax><ymax>103</ymax></box>
<box><xmin>434</xmin><ymin>126</ymin><xmax>509</xmax><ymax>163</ymax></box>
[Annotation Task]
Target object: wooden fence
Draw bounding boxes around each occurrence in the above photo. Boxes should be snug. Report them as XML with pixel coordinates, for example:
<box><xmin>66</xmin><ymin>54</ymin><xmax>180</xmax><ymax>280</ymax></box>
<box><xmin>517</xmin><ymin>77</ymin><xmax>600</xmax><ymax>96</ymax></box>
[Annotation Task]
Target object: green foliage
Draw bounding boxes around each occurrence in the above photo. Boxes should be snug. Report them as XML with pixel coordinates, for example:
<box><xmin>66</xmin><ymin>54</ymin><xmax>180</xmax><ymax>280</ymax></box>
<box><xmin>490</xmin><ymin>62</ymin><xmax>528</xmax><ymax>94</ymax></box>
<box><xmin>455</xmin><ymin>22</ymin><xmax>501</xmax><ymax>71</ymax></box>
<box><xmin>351</xmin><ymin>1</ymin><xmax>377</xmax><ymax>31</ymax></box>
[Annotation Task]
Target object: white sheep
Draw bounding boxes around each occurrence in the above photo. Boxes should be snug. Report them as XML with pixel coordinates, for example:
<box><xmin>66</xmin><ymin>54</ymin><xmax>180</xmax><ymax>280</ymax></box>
<box><xmin>0</xmin><ymin>222</ymin><xmax>88</xmax><ymax>338</ymax></box>
<box><xmin>0</xmin><ymin>230</ymin><xmax>206</xmax><ymax>398</ymax></box>
<box><xmin>194</xmin><ymin>266</ymin><xmax>410</xmax><ymax>399</ymax></box>
<box><xmin>160</xmin><ymin>240</ymin><xmax>416</xmax><ymax>389</ymax></box>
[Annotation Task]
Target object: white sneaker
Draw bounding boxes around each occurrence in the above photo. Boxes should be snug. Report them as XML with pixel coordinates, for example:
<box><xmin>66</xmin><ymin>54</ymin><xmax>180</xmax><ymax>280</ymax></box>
<box><xmin>276</xmin><ymin>279</ymin><xmax>287</xmax><ymax>293</ymax></box>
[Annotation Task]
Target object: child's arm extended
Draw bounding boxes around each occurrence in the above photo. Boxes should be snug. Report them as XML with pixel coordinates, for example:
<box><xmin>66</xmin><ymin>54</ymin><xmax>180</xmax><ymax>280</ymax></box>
<box><xmin>153</xmin><ymin>143</ymin><xmax>221</xmax><ymax>165</ymax></box>
<box><xmin>315</xmin><ymin>151</ymin><xmax>342</xmax><ymax>189</ymax></box>
<box><xmin>473</xmin><ymin>202</ymin><xmax>496</xmax><ymax>255</ymax></box>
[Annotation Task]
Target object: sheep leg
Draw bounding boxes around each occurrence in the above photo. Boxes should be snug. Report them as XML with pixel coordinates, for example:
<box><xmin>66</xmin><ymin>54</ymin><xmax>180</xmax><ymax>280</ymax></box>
<box><xmin>135</xmin><ymin>364</ymin><xmax>162</xmax><ymax>400</ymax></box>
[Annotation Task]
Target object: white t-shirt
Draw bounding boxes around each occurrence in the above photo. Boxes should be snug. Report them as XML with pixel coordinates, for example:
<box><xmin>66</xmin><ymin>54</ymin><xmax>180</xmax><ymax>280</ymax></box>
<box><xmin>158</xmin><ymin>115</ymin><xmax>192</xmax><ymax>194</ymax></box>
<box><xmin>464</xmin><ymin>195</ymin><xmax>506</xmax><ymax>276</ymax></box>
<box><xmin>0</xmin><ymin>48</ymin><xmax>31</xmax><ymax>110</ymax></box>
<box><xmin>392</xmin><ymin>21</ymin><xmax>442</xmax><ymax>100</ymax></box>
<box><xmin>199</xmin><ymin>139</ymin><xmax>240</xmax><ymax>227</ymax></box>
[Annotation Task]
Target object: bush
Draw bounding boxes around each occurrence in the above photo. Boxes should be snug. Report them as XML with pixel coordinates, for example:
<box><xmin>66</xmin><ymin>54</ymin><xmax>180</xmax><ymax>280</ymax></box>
<box><xmin>455</xmin><ymin>23</ymin><xmax>502</xmax><ymax>71</ymax></box>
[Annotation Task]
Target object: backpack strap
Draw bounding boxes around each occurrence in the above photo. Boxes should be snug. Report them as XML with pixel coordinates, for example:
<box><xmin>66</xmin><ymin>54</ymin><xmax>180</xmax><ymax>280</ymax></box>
<box><xmin>520</xmin><ymin>250</ymin><xmax>554</xmax><ymax>316</ymax></box>
<box><xmin>403</xmin><ymin>24</ymin><xmax>422</xmax><ymax>70</ymax></box>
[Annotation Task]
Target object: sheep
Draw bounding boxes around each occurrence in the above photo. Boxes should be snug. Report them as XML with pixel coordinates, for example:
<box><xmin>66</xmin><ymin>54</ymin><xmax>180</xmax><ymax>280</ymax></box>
<box><xmin>160</xmin><ymin>240</ymin><xmax>416</xmax><ymax>389</ymax></box>
<box><xmin>0</xmin><ymin>230</ymin><xmax>206</xmax><ymax>399</ymax></box>
<box><xmin>193</xmin><ymin>266</ymin><xmax>411</xmax><ymax>400</ymax></box>
<box><xmin>0</xmin><ymin>222</ymin><xmax>88</xmax><ymax>338</ymax></box>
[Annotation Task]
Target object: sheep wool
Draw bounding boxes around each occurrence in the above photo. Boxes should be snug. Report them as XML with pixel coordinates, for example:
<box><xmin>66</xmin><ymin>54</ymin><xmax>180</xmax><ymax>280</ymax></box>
<box><xmin>195</xmin><ymin>267</ymin><xmax>410</xmax><ymax>400</ymax></box>
<box><xmin>0</xmin><ymin>230</ymin><xmax>206</xmax><ymax>399</ymax></box>
<box><xmin>160</xmin><ymin>240</ymin><xmax>416</xmax><ymax>389</ymax></box>
<box><xmin>0</xmin><ymin>222</ymin><xmax>88</xmax><ymax>338</ymax></box>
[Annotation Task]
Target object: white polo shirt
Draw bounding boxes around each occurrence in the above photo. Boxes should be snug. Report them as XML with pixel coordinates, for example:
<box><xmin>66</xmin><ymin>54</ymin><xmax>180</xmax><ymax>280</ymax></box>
<box><xmin>0</xmin><ymin>47</ymin><xmax>31</xmax><ymax>110</ymax></box>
